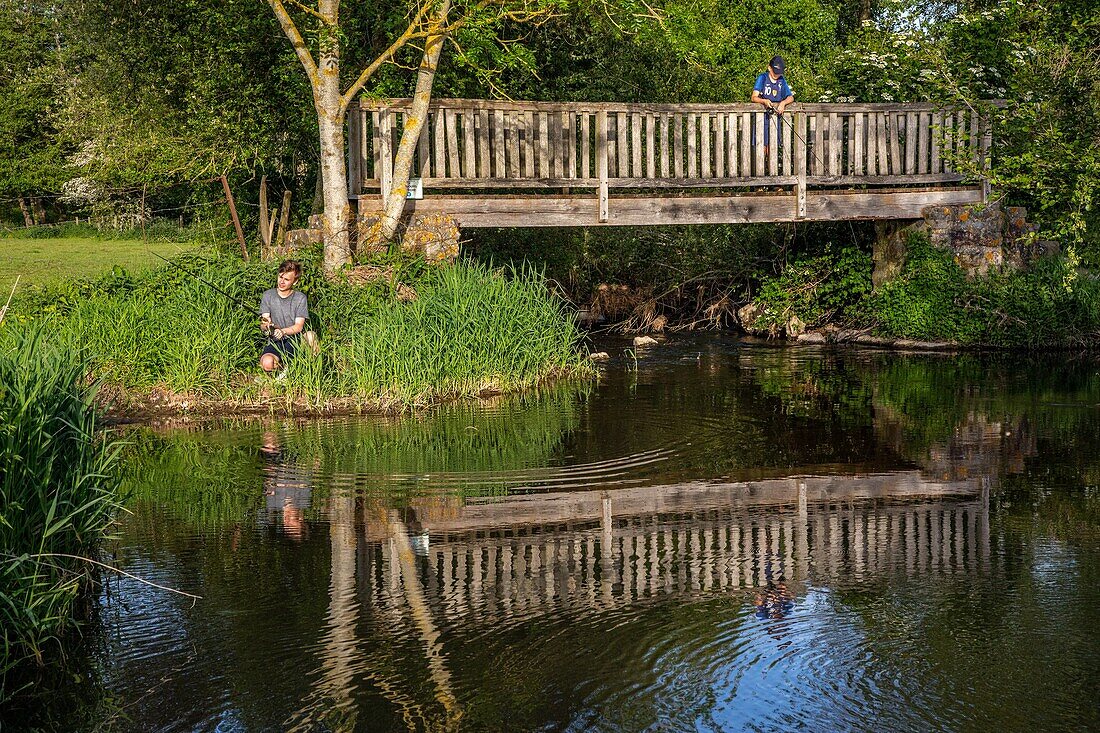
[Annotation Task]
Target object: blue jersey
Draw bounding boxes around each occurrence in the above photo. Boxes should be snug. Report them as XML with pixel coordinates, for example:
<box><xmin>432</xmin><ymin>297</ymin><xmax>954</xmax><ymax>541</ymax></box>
<box><xmin>754</xmin><ymin>73</ymin><xmax>793</xmax><ymax>103</ymax></box>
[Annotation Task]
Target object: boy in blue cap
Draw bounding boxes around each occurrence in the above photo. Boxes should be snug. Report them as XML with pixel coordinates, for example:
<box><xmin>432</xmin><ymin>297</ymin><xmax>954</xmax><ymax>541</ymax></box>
<box><xmin>751</xmin><ymin>55</ymin><xmax>794</xmax><ymax>156</ymax></box>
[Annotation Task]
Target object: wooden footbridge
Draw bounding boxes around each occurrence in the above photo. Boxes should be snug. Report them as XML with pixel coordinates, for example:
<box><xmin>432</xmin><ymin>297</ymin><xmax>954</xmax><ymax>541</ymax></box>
<box><xmin>348</xmin><ymin>99</ymin><xmax>992</xmax><ymax>227</ymax></box>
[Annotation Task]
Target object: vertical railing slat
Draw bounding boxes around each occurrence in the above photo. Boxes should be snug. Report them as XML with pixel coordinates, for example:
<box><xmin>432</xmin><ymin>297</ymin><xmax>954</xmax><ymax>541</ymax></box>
<box><xmin>781</xmin><ymin>113</ymin><xmax>793</xmax><ymax>175</ymax></box>
<box><xmin>523</xmin><ymin>111</ymin><xmax>535</xmax><ymax>177</ymax></box>
<box><xmin>904</xmin><ymin>112</ymin><xmax>916</xmax><ymax>174</ymax></box>
<box><xmin>888</xmin><ymin>113</ymin><xmax>902</xmax><ymax>176</ymax></box>
<box><xmin>930</xmin><ymin>110</ymin><xmax>942</xmax><ymax>174</ymax></box>
<box><xmin>581</xmin><ymin>111</ymin><xmax>591</xmax><ymax>179</ymax></box>
<box><xmin>794</xmin><ymin>112</ymin><xmax>807</xmax><ymax>218</ymax></box>
<box><xmin>537</xmin><ymin>111</ymin><xmax>549</xmax><ymax>178</ymax></box>
<box><xmin>812</xmin><ymin>113</ymin><xmax>824</xmax><ymax>176</ymax></box>
<box><xmin>565</xmin><ymin>110</ymin><xmax>575</xmax><ymax>179</ymax></box>
<box><xmin>754</xmin><ymin>111</ymin><xmax>765</xmax><ymax>176</ymax></box>
<box><xmin>446</xmin><ymin>109</ymin><xmax>461</xmax><ymax>178</ymax></box>
<box><xmin>631</xmin><ymin>112</ymin><xmax>643</xmax><ymax>178</ymax></box>
<box><xmin>737</xmin><ymin>112</ymin><xmax>749</xmax><ymax>177</ymax></box>
<box><xmin>477</xmin><ymin>109</ymin><xmax>490</xmax><ymax>178</ymax></box>
<box><xmin>379</xmin><ymin>111</ymin><xmax>394</xmax><ymax>205</ymax></box>
<box><xmin>347</xmin><ymin>109</ymin><xmax>360</xmax><ymax>196</ymax></box>
<box><xmin>417</xmin><ymin>110</ymin><xmax>431</xmax><ymax>178</ymax></box>
<box><xmin>507</xmin><ymin>111</ymin><xmax>520</xmax><ymax>178</ymax></box>
<box><xmin>660</xmin><ymin>113</ymin><xmax>670</xmax><ymax>178</ymax></box>
<box><xmin>853</xmin><ymin>112</ymin><xmax>864</xmax><ymax>177</ymax></box>
<box><xmin>714</xmin><ymin>113</ymin><xmax>725</xmax><ymax>177</ymax></box>
<box><xmin>829</xmin><ymin>112</ymin><xmax>841</xmax><ymax>176</ymax></box>
<box><xmin>616</xmin><ymin>112</ymin><xmax>628</xmax><ymax>177</ymax></box>
<box><xmin>463</xmin><ymin>109</ymin><xmax>476</xmax><ymax>178</ymax></box>
<box><xmin>687</xmin><ymin>113</ymin><xmax>698</xmax><ymax>178</ymax></box>
<box><xmin>700</xmin><ymin>113</ymin><xmax>711</xmax><ymax>178</ymax></box>
<box><xmin>674</xmin><ymin>114</ymin><xmax>684</xmax><ymax>178</ymax></box>
<box><xmin>493</xmin><ymin>109</ymin><xmax>505</xmax><ymax>178</ymax></box>
<box><xmin>767</xmin><ymin>114</ymin><xmax>778</xmax><ymax>175</ymax></box>
<box><xmin>432</xmin><ymin>108</ymin><xmax>446</xmax><ymax>177</ymax></box>
<box><xmin>371</xmin><ymin>111</ymin><xmax>381</xmax><ymax>183</ymax></box>
<box><xmin>597</xmin><ymin>110</ymin><xmax>609</xmax><ymax>221</ymax></box>
<box><xmin>645</xmin><ymin>113</ymin><xmax>656</xmax><ymax>179</ymax></box>
<box><xmin>866</xmin><ymin>112</ymin><xmax>878</xmax><ymax>176</ymax></box>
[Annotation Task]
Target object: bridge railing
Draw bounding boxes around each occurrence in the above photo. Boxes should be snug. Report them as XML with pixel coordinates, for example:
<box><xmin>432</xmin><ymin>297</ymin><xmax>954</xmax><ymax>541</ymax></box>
<box><xmin>350</xmin><ymin>98</ymin><xmax>992</xmax><ymax>217</ymax></box>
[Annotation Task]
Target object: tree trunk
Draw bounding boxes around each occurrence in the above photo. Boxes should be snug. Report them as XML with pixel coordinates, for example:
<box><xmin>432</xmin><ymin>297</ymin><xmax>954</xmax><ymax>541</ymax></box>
<box><xmin>312</xmin><ymin>165</ymin><xmax>325</xmax><ymax>214</ymax></box>
<box><xmin>315</xmin><ymin>2</ymin><xmax>352</xmax><ymax>274</ymax></box>
<box><xmin>379</xmin><ymin>0</ymin><xmax>452</xmax><ymax>242</ymax></box>
<box><xmin>317</xmin><ymin>107</ymin><xmax>352</xmax><ymax>273</ymax></box>
<box><xmin>31</xmin><ymin>197</ymin><xmax>46</xmax><ymax>225</ymax></box>
<box><xmin>858</xmin><ymin>0</ymin><xmax>873</xmax><ymax>24</ymax></box>
<box><xmin>17</xmin><ymin>197</ymin><xmax>33</xmax><ymax>227</ymax></box>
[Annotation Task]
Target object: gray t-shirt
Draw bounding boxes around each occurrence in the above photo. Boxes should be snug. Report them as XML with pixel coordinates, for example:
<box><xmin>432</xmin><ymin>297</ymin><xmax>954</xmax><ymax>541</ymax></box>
<box><xmin>260</xmin><ymin>288</ymin><xmax>308</xmax><ymax>331</ymax></box>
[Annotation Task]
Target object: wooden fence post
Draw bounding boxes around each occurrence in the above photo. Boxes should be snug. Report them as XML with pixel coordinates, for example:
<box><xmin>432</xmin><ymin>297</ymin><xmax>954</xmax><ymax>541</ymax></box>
<box><xmin>220</xmin><ymin>174</ymin><xmax>249</xmax><ymax>261</ymax></box>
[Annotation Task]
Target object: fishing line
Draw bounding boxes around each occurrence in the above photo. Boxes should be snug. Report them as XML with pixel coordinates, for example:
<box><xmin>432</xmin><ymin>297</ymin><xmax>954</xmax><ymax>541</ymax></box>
<box><xmin>148</xmin><ymin>250</ymin><xmax>260</xmax><ymax>315</ymax></box>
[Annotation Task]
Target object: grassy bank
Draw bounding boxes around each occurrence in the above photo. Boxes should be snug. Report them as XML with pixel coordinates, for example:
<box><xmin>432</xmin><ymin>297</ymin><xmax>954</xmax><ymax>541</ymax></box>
<box><xmin>8</xmin><ymin>250</ymin><xmax>592</xmax><ymax>414</ymax></box>
<box><xmin>0</xmin><ymin>327</ymin><xmax>123</xmax><ymax>703</ymax></box>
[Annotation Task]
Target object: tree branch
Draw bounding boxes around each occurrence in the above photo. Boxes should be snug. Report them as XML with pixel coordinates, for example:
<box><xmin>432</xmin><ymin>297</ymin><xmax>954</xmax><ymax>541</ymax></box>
<box><xmin>340</xmin><ymin>1</ymin><xmax>436</xmax><ymax>115</ymax></box>
<box><xmin>286</xmin><ymin>0</ymin><xmax>326</xmax><ymax>21</ymax></box>
<box><xmin>267</xmin><ymin>0</ymin><xmax>320</xmax><ymax>86</ymax></box>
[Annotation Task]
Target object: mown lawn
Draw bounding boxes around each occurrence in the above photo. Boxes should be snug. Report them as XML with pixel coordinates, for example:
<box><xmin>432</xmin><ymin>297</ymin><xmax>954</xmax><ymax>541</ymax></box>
<box><xmin>0</xmin><ymin>237</ymin><xmax>196</xmax><ymax>291</ymax></box>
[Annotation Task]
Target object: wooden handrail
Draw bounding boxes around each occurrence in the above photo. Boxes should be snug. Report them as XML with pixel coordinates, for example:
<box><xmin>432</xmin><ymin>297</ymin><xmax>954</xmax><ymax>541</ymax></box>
<box><xmin>348</xmin><ymin>98</ymin><xmax>995</xmax><ymax>222</ymax></box>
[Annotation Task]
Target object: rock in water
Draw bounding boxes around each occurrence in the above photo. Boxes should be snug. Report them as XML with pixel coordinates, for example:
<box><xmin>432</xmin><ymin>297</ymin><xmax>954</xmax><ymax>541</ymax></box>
<box><xmin>588</xmin><ymin>351</ymin><xmax>611</xmax><ymax>362</ymax></box>
<box><xmin>633</xmin><ymin>336</ymin><xmax>658</xmax><ymax>347</ymax></box>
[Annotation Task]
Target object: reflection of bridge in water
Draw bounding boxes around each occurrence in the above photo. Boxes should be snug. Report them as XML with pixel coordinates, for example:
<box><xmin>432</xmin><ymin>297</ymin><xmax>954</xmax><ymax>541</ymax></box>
<box><xmin>362</xmin><ymin>470</ymin><xmax>992</xmax><ymax>622</ymax></box>
<box><xmin>291</xmin><ymin>470</ymin><xmax>993</xmax><ymax>729</ymax></box>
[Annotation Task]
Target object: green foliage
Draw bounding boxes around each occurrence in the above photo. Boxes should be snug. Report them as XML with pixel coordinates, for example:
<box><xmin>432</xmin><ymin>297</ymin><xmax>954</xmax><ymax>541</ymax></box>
<box><xmin>820</xmin><ymin>0</ymin><xmax>1100</xmax><ymax>253</ymax></box>
<box><xmin>11</xmin><ymin>251</ymin><xmax>590</xmax><ymax>410</ymax></box>
<box><xmin>750</xmin><ymin>244</ymin><xmax>873</xmax><ymax>330</ymax></box>
<box><xmin>0</xmin><ymin>1</ymin><xmax>67</xmax><ymax>198</ymax></box>
<box><xmin>0</xmin><ymin>326</ymin><xmax>123</xmax><ymax>701</ymax></box>
<box><xmin>867</xmin><ymin>233</ymin><xmax>1100</xmax><ymax>346</ymax></box>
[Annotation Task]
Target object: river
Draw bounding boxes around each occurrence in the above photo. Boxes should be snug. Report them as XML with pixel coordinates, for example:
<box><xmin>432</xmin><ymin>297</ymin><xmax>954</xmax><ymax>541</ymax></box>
<box><xmin>14</xmin><ymin>336</ymin><xmax>1100</xmax><ymax>731</ymax></box>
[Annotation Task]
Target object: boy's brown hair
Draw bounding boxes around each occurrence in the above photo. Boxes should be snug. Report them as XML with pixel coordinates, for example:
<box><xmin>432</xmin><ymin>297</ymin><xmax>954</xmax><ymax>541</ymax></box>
<box><xmin>278</xmin><ymin>259</ymin><xmax>301</xmax><ymax>276</ymax></box>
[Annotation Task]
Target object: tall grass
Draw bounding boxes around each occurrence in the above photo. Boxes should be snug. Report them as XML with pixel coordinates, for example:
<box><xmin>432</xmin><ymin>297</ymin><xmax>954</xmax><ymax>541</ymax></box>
<box><xmin>0</xmin><ymin>326</ymin><xmax>123</xmax><ymax>702</ymax></box>
<box><xmin>12</xmin><ymin>252</ymin><xmax>591</xmax><ymax>411</ymax></box>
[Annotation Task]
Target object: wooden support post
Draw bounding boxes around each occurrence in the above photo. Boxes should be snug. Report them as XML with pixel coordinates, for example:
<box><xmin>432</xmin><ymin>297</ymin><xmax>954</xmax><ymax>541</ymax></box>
<box><xmin>259</xmin><ymin>175</ymin><xmax>271</xmax><ymax>253</ymax></box>
<box><xmin>597</xmin><ymin>110</ymin><xmax>609</xmax><ymax>222</ymax></box>
<box><xmin>275</xmin><ymin>190</ymin><xmax>292</xmax><ymax>250</ymax></box>
<box><xmin>794</xmin><ymin>112</ymin><xmax>807</xmax><ymax>219</ymax></box>
<box><xmin>220</xmin><ymin>174</ymin><xmax>249</xmax><ymax>261</ymax></box>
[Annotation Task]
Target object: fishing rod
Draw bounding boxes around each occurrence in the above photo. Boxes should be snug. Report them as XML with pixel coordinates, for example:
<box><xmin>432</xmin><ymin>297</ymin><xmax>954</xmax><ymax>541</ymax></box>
<box><xmin>768</xmin><ymin>106</ymin><xmax>827</xmax><ymax>172</ymax></box>
<box><xmin>149</xmin><ymin>250</ymin><xmax>259</xmax><ymax>316</ymax></box>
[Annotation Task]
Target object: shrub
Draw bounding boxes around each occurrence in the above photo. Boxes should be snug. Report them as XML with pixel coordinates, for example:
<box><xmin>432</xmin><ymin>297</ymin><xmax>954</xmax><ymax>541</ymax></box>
<box><xmin>868</xmin><ymin>234</ymin><xmax>1100</xmax><ymax>346</ymax></box>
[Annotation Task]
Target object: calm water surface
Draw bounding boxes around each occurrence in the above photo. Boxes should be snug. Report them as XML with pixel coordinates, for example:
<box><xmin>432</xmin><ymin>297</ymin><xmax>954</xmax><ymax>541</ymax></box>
<box><xmin>14</xmin><ymin>336</ymin><xmax>1100</xmax><ymax>731</ymax></box>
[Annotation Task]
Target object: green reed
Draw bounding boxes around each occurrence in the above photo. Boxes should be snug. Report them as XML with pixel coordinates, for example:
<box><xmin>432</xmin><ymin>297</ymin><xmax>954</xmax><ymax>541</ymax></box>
<box><xmin>0</xmin><ymin>326</ymin><xmax>123</xmax><ymax>702</ymax></box>
<box><xmin>12</xmin><ymin>252</ymin><xmax>590</xmax><ymax>411</ymax></box>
